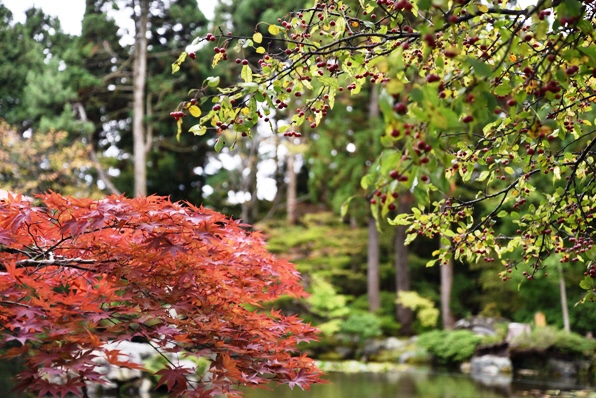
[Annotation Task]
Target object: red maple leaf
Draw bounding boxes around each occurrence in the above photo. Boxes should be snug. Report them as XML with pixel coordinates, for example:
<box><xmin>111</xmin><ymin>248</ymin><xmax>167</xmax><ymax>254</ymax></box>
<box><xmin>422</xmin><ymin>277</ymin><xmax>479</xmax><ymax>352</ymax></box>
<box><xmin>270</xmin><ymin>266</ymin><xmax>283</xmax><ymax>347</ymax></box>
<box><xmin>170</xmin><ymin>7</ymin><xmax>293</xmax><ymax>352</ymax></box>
<box><xmin>155</xmin><ymin>365</ymin><xmax>191</xmax><ymax>392</ymax></box>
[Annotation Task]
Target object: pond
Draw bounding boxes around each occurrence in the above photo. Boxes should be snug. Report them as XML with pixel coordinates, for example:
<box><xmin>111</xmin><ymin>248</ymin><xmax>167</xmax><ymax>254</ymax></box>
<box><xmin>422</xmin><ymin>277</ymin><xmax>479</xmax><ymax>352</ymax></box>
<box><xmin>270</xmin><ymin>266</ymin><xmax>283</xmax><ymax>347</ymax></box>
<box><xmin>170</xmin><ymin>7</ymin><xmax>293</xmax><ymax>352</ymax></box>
<box><xmin>2</xmin><ymin>361</ymin><xmax>595</xmax><ymax>398</ymax></box>
<box><xmin>241</xmin><ymin>369</ymin><xmax>596</xmax><ymax>398</ymax></box>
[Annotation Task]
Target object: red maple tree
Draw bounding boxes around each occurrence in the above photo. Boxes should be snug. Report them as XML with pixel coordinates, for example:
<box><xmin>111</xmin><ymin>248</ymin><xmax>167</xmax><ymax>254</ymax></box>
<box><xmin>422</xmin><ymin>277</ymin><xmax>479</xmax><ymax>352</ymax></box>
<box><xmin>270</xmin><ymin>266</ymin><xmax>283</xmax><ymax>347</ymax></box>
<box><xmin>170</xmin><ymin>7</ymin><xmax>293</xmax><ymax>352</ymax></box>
<box><xmin>0</xmin><ymin>192</ymin><xmax>322</xmax><ymax>397</ymax></box>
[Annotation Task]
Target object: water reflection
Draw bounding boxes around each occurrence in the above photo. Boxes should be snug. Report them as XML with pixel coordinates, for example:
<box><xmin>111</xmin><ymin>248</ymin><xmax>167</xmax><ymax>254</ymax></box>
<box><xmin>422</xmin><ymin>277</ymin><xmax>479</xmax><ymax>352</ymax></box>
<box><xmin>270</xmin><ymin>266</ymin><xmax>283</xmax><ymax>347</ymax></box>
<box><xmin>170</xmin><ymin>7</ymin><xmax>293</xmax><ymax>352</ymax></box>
<box><xmin>241</xmin><ymin>369</ymin><xmax>596</xmax><ymax>398</ymax></box>
<box><xmin>2</xmin><ymin>360</ymin><xmax>595</xmax><ymax>398</ymax></box>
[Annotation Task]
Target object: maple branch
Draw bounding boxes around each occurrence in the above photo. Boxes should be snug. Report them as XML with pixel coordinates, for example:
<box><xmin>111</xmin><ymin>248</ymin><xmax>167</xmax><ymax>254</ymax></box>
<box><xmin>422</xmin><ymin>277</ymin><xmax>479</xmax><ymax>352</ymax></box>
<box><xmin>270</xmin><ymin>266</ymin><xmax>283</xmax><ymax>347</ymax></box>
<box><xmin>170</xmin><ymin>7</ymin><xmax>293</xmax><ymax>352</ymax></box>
<box><xmin>0</xmin><ymin>300</ymin><xmax>30</xmax><ymax>308</ymax></box>
<box><xmin>0</xmin><ymin>258</ymin><xmax>98</xmax><ymax>273</ymax></box>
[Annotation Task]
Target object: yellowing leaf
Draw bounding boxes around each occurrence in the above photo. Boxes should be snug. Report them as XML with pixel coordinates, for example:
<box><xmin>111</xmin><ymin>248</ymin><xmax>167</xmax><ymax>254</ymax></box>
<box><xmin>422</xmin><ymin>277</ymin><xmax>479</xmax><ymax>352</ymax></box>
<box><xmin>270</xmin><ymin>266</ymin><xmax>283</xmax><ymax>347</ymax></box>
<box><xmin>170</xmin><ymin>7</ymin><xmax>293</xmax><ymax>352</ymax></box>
<box><xmin>189</xmin><ymin>124</ymin><xmax>207</xmax><ymax>136</ymax></box>
<box><xmin>189</xmin><ymin>105</ymin><xmax>202</xmax><ymax>117</ymax></box>
<box><xmin>212</xmin><ymin>53</ymin><xmax>223</xmax><ymax>68</ymax></box>
<box><xmin>477</xmin><ymin>4</ymin><xmax>488</xmax><ymax>12</ymax></box>
<box><xmin>253</xmin><ymin>32</ymin><xmax>263</xmax><ymax>44</ymax></box>
<box><xmin>477</xmin><ymin>170</ymin><xmax>490</xmax><ymax>182</ymax></box>
<box><xmin>176</xmin><ymin>118</ymin><xmax>183</xmax><ymax>141</ymax></box>
<box><xmin>172</xmin><ymin>52</ymin><xmax>187</xmax><ymax>74</ymax></box>
<box><xmin>241</xmin><ymin>64</ymin><xmax>252</xmax><ymax>83</ymax></box>
<box><xmin>255</xmin><ymin>46</ymin><xmax>266</xmax><ymax>54</ymax></box>
<box><xmin>268</xmin><ymin>24</ymin><xmax>280</xmax><ymax>35</ymax></box>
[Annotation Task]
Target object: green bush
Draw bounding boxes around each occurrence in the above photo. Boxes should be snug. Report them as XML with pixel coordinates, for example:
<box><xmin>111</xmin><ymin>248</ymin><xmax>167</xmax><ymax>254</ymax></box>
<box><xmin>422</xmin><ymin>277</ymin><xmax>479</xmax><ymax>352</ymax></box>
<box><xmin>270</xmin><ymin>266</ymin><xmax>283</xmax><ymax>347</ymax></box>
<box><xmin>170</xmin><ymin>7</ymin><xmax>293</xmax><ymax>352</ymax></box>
<box><xmin>417</xmin><ymin>330</ymin><xmax>483</xmax><ymax>365</ymax></box>
<box><xmin>511</xmin><ymin>326</ymin><xmax>596</xmax><ymax>358</ymax></box>
<box><xmin>351</xmin><ymin>292</ymin><xmax>401</xmax><ymax>335</ymax></box>
<box><xmin>339</xmin><ymin>312</ymin><xmax>383</xmax><ymax>342</ymax></box>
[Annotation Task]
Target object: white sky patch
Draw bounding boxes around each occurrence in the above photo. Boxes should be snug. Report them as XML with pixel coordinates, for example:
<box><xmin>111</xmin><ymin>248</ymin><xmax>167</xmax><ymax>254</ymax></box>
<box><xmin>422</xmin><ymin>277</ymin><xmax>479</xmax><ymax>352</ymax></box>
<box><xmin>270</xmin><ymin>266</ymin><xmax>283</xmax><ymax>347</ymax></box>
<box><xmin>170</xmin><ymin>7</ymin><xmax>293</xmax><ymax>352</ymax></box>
<box><xmin>3</xmin><ymin>0</ymin><xmax>219</xmax><ymax>36</ymax></box>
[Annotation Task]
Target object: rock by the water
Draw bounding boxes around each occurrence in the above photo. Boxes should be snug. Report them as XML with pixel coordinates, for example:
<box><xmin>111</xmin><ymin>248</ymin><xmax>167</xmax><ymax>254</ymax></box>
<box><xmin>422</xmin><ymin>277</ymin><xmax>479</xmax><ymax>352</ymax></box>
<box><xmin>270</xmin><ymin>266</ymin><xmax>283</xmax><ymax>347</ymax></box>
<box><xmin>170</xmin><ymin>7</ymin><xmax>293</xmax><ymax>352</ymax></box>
<box><xmin>506</xmin><ymin>322</ymin><xmax>531</xmax><ymax>342</ymax></box>
<box><xmin>470</xmin><ymin>355</ymin><xmax>512</xmax><ymax>375</ymax></box>
<box><xmin>362</xmin><ymin>337</ymin><xmax>407</xmax><ymax>357</ymax></box>
<box><xmin>454</xmin><ymin>317</ymin><xmax>506</xmax><ymax>336</ymax></box>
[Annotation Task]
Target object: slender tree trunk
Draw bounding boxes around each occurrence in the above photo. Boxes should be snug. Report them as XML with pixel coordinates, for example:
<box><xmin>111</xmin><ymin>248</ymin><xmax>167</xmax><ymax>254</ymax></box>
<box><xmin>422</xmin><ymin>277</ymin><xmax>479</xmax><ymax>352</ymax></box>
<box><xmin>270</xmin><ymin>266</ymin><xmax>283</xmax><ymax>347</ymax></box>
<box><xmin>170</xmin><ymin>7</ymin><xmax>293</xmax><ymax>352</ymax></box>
<box><xmin>367</xmin><ymin>217</ymin><xmax>381</xmax><ymax>312</ymax></box>
<box><xmin>395</xmin><ymin>192</ymin><xmax>413</xmax><ymax>335</ymax></box>
<box><xmin>440</xmin><ymin>246</ymin><xmax>455</xmax><ymax>329</ymax></box>
<box><xmin>132</xmin><ymin>0</ymin><xmax>149</xmax><ymax>197</ymax></box>
<box><xmin>73</xmin><ymin>102</ymin><xmax>121</xmax><ymax>195</ymax></box>
<box><xmin>241</xmin><ymin>138</ymin><xmax>259</xmax><ymax>224</ymax></box>
<box><xmin>286</xmin><ymin>109</ymin><xmax>298</xmax><ymax>225</ymax></box>
<box><xmin>559</xmin><ymin>266</ymin><xmax>570</xmax><ymax>333</ymax></box>
<box><xmin>286</xmin><ymin>150</ymin><xmax>297</xmax><ymax>225</ymax></box>
<box><xmin>367</xmin><ymin>85</ymin><xmax>381</xmax><ymax>312</ymax></box>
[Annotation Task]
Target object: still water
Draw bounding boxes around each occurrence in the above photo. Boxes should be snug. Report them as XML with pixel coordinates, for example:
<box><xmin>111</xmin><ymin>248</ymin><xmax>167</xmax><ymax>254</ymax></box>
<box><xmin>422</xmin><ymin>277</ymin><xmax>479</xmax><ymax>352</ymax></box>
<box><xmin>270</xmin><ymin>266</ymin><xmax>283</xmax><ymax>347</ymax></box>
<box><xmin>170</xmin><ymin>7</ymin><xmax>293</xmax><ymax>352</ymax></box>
<box><xmin>241</xmin><ymin>369</ymin><xmax>596</xmax><ymax>398</ymax></box>
<box><xmin>2</xmin><ymin>363</ymin><xmax>596</xmax><ymax>397</ymax></box>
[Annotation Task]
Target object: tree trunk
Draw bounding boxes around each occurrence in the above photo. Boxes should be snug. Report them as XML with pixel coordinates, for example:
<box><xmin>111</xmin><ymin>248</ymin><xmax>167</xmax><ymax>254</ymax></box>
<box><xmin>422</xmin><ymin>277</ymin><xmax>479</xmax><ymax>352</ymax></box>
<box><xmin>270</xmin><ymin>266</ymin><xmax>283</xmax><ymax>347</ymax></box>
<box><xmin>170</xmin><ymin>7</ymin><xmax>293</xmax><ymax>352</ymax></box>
<box><xmin>73</xmin><ymin>102</ymin><xmax>121</xmax><ymax>195</ymax></box>
<box><xmin>440</xmin><ymin>247</ymin><xmax>455</xmax><ymax>329</ymax></box>
<box><xmin>367</xmin><ymin>217</ymin><xmax>381</xmax><ymax>312</ymax></box>
<box><xmin>241</xmin><ymin>138</ymin><xmax>259</xmax><ymax>224</ymax></box>
<box><xmin>395</xmin><ymin>192</ymin><xmax>413</xmax><ymax>335</ymax></box>
<box><xmin>132</xmin><ymin>0</ymin><xmax>149</xmax><ymax>197</ymax></box>
<box><xmin>367</xmin><ymin>85</ymin><xmax>381</xmax><ymax>313</ymax></box>
<box><xmin>286</xmin><ymin>109</ymin><xmax>298</xmax><ymax>225</ymax></box>
<box><xmin>286</xmin><ymin>150</ymin><xmax>297</xmax><ymax>225</ymax></box>
<box><xmin>559</xmin><ymin>266</ymin><xmax>570</xmax><ymax>333</ymax></box>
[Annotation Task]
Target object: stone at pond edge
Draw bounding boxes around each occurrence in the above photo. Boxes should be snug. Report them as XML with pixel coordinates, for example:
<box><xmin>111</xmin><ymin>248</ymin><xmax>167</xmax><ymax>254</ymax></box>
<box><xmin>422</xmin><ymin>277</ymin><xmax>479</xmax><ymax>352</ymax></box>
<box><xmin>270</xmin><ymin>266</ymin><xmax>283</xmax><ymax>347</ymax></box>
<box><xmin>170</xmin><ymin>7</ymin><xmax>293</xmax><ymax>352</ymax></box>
<box><xmin>506</xmin><ymin>322</ymin><xmax>531</xmax><ymax>342</ymax></box>
<box><xmin>468</xmin><ymin>355</ymin><xmax>512</xmax><ymax>376</ymax></box>
<box><xmin>454</xmin><ymin>316</ymin><xmax>507</xmax><ymax>336</ymax></box>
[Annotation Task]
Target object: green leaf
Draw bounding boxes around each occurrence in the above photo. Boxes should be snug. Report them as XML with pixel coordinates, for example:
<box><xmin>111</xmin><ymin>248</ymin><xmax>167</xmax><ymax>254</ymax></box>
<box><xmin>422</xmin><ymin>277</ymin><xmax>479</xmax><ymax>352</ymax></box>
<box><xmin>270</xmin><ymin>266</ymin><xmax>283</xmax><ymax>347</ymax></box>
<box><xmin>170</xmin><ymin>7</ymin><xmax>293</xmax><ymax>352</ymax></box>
<box><xmin>494</xmin><ymin>84</ymin><xmax>511</xmax><ymax>96</ymax></box>
<box><xmin>426</xmin><ymin>259</ymin><xmax>438</xmax><ymax>267</ymax></box>
<box><xmin>206</xmin><ymin>76</ymin><xmax>220</xmax><ymax>87</ymax></box>
<box><xmin>410</xmin><ymin>88</ymin><xmax>424</xmax><ymax>104</ymax></box>
<box><xmin>389</xmin><ymin>213</ymin><xmax>410</xmax><ymax>226</ymax></box>
<box><xmin>418</xmin><ymin>0</ymin><xmax>432</xmax><ymax>11</ymax></box>
<box><xmin>361</xmin><ymin>175</ymin><xmax>372</xmax><ymax>190</ymax></box>
<box><xmin>341</xmin><ymin>196</ymin><xmax>356</xmax><ymax>218</ymax></box>
<box><xmin>579</xmin><ymin>46</ymin><xmax>596</xmax><ymax>65</ymax></box>
<box><xmin>172</xmin><ymin>52</ymin><xmax>187</xmax><ymax>74</ymax></box>
<box><xmin>241</xmin><ymin>64</ymin><xmax>253</xmax><ymax>83</ymax></box>
<box><xmin>580</xmin><ymin>276</ymin><xmax>593</xmax><ymax>290</ymax></box>
<box><xmin>189</xmin><ymin>124</ymin><xmax>207</xmax><ymax>136</ymax></box>
<box><xmin>466</xmin><ymin>57</ymin><xmax>492</xmax><ymax>78</ymax></box>
<box><xmin>413</xmin><ymin>185</ymin><xmax>428</xmax><ymax>206</ymax></box>
<box><xmin>443</xmin><ymin>229</ymin><xmax>456</xmax><ymax>237</ymax></box>
<box><xmin>477</xmin><ymin>170</ymin><xmax>490</xmax><ymax>182</ymax></box>
<box><xmin>214</xmin><ymin>138</ymin><xmax>225</xmax><ymax>153</ymax></box>
<box><xmin>239</xmin><ymin>82</ymin><xmax>259</xmax><ymax>93</ymax></box>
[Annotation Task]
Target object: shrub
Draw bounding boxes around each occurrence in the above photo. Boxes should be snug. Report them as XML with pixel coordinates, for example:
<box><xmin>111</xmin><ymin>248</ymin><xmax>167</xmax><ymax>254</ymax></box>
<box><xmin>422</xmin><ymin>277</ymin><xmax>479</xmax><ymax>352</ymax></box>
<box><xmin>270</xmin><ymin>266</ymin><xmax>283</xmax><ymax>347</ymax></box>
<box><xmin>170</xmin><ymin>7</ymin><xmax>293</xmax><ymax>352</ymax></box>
<box><xmin>339</xmin><ymin>312</ymin><xmax>383</xmax><ymax>342</ymax></box>
<box><xmin>417</xmin><ymin>330</ymin><xmax>483</xmax><ymax>365</ymax></box>
<box><xmin>511</xmin><ymin>326</ymin><xmax>596</xmax><ymax>358</ymax></box>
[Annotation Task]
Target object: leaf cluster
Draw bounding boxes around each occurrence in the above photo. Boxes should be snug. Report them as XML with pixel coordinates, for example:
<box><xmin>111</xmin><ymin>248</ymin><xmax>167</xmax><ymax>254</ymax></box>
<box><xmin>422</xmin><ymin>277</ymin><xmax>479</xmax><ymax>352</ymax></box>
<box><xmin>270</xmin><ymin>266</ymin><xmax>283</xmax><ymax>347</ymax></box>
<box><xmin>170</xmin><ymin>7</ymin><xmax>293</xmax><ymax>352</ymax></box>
<box><xmin>0</xmin><ymin>192</ymin><xmax>321</xmax><ymax>397</ymax></box>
